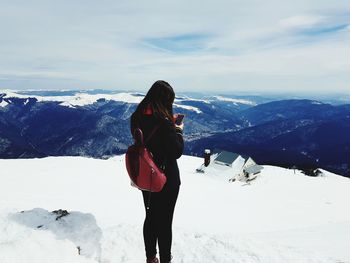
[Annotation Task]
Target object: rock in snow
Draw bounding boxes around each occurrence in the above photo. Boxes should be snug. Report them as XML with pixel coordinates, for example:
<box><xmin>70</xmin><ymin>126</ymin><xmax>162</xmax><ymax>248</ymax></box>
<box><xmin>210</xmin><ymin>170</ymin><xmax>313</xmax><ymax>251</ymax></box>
<box><xmin>9</xmin><ymin>208</ymin><xmax>102</xmax><ymax>260</ymax></box>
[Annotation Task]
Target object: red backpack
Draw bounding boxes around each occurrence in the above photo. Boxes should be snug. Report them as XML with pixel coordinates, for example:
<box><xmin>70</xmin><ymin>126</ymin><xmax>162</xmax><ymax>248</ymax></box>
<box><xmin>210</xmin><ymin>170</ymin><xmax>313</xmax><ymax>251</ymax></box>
<box><xmin>125</xmin><ymin>125</ymin><xmax>167</xmax><ymax>192</ymax></box>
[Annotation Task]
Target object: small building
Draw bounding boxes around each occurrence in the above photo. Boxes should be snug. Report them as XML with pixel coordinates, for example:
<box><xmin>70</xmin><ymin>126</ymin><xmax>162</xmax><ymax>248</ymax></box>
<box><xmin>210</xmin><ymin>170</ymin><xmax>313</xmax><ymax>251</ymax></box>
<box><xmin>196</xmin><ymin>149</ymin><xmax>263</xmax><ymax>183</ymax></box>
<box><xmin>244</xmin><ymin>164</ymin><xmax>264</xmax><ymax>175</ymax></box>
<box><xmin>214</xmin><ymin>151</ymin><xmax>241</xmax><ymax>167</ymax></box>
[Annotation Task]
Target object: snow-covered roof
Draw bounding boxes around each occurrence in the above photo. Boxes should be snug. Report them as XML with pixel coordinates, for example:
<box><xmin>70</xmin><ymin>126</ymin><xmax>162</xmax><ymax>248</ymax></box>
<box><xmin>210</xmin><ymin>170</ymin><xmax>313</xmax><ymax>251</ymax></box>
<box><xmin>244</xmin><ymin>164</ymin><xmax>264</xmax><ymax>174</ymax></box>
<box><xmin>214</xmin><ymin>151</ymin><xmax>240</xmax><ymax>166</ymax></box>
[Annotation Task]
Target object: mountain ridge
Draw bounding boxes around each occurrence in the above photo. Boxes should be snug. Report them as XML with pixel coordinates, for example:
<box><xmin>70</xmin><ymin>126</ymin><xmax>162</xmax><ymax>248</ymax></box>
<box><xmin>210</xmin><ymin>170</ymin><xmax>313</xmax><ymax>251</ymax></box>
<box><xmin>1</xmin><ymin>90</ymin><xmax>349</xmax><ymax>176</ymax></box>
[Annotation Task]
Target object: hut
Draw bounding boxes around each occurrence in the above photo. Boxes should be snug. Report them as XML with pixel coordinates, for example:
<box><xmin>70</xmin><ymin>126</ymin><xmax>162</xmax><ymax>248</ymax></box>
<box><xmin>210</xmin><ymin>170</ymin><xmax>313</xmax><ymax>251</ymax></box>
<box><xmin>196</xmin><ymin>149</ymin><xmax>263</xmax><ymax>182</ymax></box>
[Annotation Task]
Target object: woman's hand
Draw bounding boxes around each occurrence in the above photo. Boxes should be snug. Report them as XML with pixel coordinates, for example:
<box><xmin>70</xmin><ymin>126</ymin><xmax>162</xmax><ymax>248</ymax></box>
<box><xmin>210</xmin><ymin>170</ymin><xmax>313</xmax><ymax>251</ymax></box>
<box><xmin>175</xmin><ymin>122</ymin><xmax>184</xmax><ymax>131</ymax></box>
<box><xmin>173</xmin><ymin>114</ymin><xmax>184</xmax><ymax>131</ymax></box>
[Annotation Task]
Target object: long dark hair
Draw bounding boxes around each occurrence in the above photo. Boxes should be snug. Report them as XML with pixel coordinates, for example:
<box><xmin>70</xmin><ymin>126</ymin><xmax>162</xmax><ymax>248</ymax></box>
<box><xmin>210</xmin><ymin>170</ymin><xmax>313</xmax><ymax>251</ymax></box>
<box><xmin>134</xmin><ymin>80</ymin><xmax>175</xmax><ymax>121</ymax></box>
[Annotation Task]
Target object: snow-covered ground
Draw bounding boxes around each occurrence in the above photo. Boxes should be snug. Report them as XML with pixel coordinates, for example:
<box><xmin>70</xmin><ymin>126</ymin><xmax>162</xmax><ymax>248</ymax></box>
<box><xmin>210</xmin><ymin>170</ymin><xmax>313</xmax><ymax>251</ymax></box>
<box><xmin>0</xmin><ymin>155</ymin><xmax>350</xmax><ymax>263</ymax></box>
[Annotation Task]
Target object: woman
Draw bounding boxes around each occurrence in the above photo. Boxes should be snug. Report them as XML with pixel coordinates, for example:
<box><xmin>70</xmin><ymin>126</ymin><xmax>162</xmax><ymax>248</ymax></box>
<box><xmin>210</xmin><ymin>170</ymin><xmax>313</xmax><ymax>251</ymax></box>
<box><xmin>130</xmin><ymin>80</ymin><xmax>184</xmax><ymax>263</ymax></box>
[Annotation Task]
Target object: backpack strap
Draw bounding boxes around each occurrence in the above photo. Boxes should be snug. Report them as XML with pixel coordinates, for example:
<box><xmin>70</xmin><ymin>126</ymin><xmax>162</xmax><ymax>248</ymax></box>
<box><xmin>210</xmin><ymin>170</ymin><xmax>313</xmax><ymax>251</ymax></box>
<box><xmin>133</xmin><ymin>125</ymin><xmax>160</xmax><ymax>146</ymax></box>
<box><xmin>144</xmin><ymin>125</ymin><xmax>160</xmax><ymax>145</ymax></box>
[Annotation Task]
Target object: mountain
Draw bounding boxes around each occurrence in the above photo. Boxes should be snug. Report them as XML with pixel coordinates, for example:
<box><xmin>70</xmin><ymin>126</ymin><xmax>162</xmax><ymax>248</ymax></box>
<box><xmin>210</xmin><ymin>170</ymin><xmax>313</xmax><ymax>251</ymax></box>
<box><xmin>238</xmin><ymin>99</ymin><xmax>350</xmax><ymax>125</ymax></box>
<box><xmin>1</xmin><ymin>90</ymin><xmax>350</xmax><ymax>176</ymax></box>
<box><xmin>188</xmin><ymin>100</ymin><xmax>350</xmax><ymax>176</ymax></box>
<box><xmin>0</xmin><ymin>96</ymin><xmax>133</xmax><ymax>158</ymax></box>
<box><xmin>0</xmin><ymin>90</ymin><xmax>254</xmax><ymax>158</ymax></box>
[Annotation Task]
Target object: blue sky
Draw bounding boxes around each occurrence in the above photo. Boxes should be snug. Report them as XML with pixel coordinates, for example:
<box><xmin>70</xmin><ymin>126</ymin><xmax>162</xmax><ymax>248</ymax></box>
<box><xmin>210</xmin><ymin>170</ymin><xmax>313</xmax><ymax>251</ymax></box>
<box><xmin>0</xmin><ymin>0</ymin><xmax>350</xmax><ymax>94</ymax></box>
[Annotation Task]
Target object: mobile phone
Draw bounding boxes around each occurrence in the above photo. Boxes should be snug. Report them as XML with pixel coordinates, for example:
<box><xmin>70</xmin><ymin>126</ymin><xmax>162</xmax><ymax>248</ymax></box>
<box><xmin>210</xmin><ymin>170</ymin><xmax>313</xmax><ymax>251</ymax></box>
<box><xmin>175</xmin><ymin>114</ymin><xmax>185</xmax><ymax>125</ymax></box>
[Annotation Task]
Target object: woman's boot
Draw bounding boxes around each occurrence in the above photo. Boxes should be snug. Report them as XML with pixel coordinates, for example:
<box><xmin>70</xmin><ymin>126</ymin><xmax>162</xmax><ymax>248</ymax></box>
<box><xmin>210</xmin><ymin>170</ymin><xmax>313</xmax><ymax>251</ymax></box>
<box><xmin>146</xmin><ymin>255</ymin><xmax>159</xmax><ymax>263</ymax></box>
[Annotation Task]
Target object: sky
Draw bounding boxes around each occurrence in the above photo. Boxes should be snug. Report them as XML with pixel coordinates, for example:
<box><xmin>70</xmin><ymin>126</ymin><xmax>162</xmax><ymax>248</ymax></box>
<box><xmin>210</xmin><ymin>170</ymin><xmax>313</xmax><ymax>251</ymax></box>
<box><xmin>0</xmin><ymin>0</ymin><xmax>350</xmax><ymax>94</ymax></box>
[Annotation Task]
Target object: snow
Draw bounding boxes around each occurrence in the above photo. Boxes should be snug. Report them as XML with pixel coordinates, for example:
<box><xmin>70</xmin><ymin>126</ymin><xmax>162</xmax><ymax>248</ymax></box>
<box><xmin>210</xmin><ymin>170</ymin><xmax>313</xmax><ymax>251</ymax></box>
<box><xmin>213</xmin><ymin>96</ymin><xmax>257</xmax><ymax>106</ymax></box>
<box><xmin>175</xmin><ymin>96</ymin><xmax>211</xmax><ymax>104</ymax></box>
<box><xmin>0</xmin><ymin>90</ymin><xmax>203</xmax><ymax>113</ymax></box>
<box><xmin>196</xmin><ymin>154</ymin><xmax>247</xmax><ymax>181</ymax></box>
<box><xmin>0</xmin><ymin>219</ymin><xmax>95</xmax><ymax>263</ymax></box>
<box><xmin>2</xmin><ymin>208</ymin><xmax>102</xmax><ymax>261</ymax></box>
<box><xmin>311</xmin><ymin>101</ymin><xmax>324</xmax><ymax>105</ymax></box>
<box><xmin>176</xmin><ymin>95</ymin><xmax>257</xmax><ymax>106</ymax></box>
<box><xmin>173</xmin><ymin>103</ymin><xmax>202</xmax><ymax>113</ymax></box>
<box><xmin>0</xmin><ymin>90</ymin><xmax>143</xmax><ymax>106</ymax></box>
<box><xmin>0</xmin><ymin>100</ymin><xmax>8</xmax><ymax>107</ymax></box>
<box><xmin>57</xmin><ymin>93</ymin><xmax>144</xmax><ymax>107</ymax></box>
<box><xmin>40</xmin><ymin>93</ymin><xmax>143</xmax><ymax>107</ymax></box>
<box><xmin>0</xmin><ymin>155</ymin><xmax>350</xmax><ymax>262</ymax></box>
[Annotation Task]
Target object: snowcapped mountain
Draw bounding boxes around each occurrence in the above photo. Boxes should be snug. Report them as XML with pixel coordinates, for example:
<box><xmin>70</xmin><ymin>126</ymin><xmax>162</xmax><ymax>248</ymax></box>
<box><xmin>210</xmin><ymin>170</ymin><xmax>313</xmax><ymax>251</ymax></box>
<box><xmin>0</xmin><ymin>155</ymin><xmax>350</xmax><ymax>263</ymax></box>
<box><xmin>188</xmin><ymin>100</ymin><xmax>350</xmax><ymax>177</ymax></box>
<box><xmin>0</xmin><ymin>89</ymin><xmax>254</xmax><ymax>157</ymax></box>
<box><xmin>1</xmin><ymin>90</ymin><xmax>350</xmax><ymax>176</ymax></box>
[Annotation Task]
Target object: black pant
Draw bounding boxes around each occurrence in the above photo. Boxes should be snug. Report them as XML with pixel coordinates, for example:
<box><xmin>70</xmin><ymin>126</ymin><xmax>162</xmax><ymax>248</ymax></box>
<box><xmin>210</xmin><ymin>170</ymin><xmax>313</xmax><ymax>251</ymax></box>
<box><xmin>142</xmin><ymin>184</ymin><xmax>179</xmax><ymax>263</ymax></box>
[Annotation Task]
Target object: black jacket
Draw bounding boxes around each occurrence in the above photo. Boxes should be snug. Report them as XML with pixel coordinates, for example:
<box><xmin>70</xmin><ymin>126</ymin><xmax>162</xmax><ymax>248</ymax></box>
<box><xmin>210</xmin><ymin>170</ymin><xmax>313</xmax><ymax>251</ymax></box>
<box><xmin>130</xmin><ymin>113</ymin><xmax>184</xmax><ymax>187</ymax></box>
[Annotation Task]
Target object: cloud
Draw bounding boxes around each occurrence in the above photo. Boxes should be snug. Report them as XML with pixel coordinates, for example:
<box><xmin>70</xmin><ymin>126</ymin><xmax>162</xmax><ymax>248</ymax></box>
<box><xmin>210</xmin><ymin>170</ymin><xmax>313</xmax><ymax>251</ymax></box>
<box><xmin>279</xmin><ymin>15</ymin><xmax>325</xmax><ymax>29</ymax></box>
<box><xmin>299</xmin><ymin>24</ymin><xmax>349</xmax><ymax>36</ymax></box>
<box><xmin>0</xmin><ymin>0</ymin><xmax>350</xmax><ymax>94</ymax></box>
<box><xmin>143</xmin><ymin>34</ymin><xmax>211</xmax><ymax>53</ymax></box>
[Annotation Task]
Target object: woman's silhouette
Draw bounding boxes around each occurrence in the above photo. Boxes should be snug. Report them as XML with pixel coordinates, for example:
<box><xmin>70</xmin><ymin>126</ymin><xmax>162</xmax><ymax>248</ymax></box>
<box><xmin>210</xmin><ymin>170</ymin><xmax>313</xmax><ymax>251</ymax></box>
<box><xmin>130</xmin><ymin>80</ymin><xmax>184</xmax><ymax>263</ymax></box>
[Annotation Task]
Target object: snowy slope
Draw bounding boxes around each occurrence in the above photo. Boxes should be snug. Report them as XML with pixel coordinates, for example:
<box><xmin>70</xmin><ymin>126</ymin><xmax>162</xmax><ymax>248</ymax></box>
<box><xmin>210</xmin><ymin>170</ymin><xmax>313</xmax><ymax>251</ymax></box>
<box><xmin>0</xmin><ymin>90</ymin><xmax>204</xmax><ymax>113</ymax></box>
<box><xmin>0</xmin><ymin>100</ymin><xmax>8</xmax><ymax>107</ymax></box>
<box><xmin>0</xmin><ymin>90</ymin><xmax>143</xmax><ymax>106</ymax></box>
<box><xmin>0</xmin><ymin>90</ymin><xmax>257</xmax><ymax>113</ymax></box>
<box><xmin>0</xmin><ymin>155</ymin><xmax>350</xmax><ymax>263</ymax></box>
<box><xmin>213</xmin><ymin>96</ymin><xmax>257</xmax><ymax>106</ymax></box>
